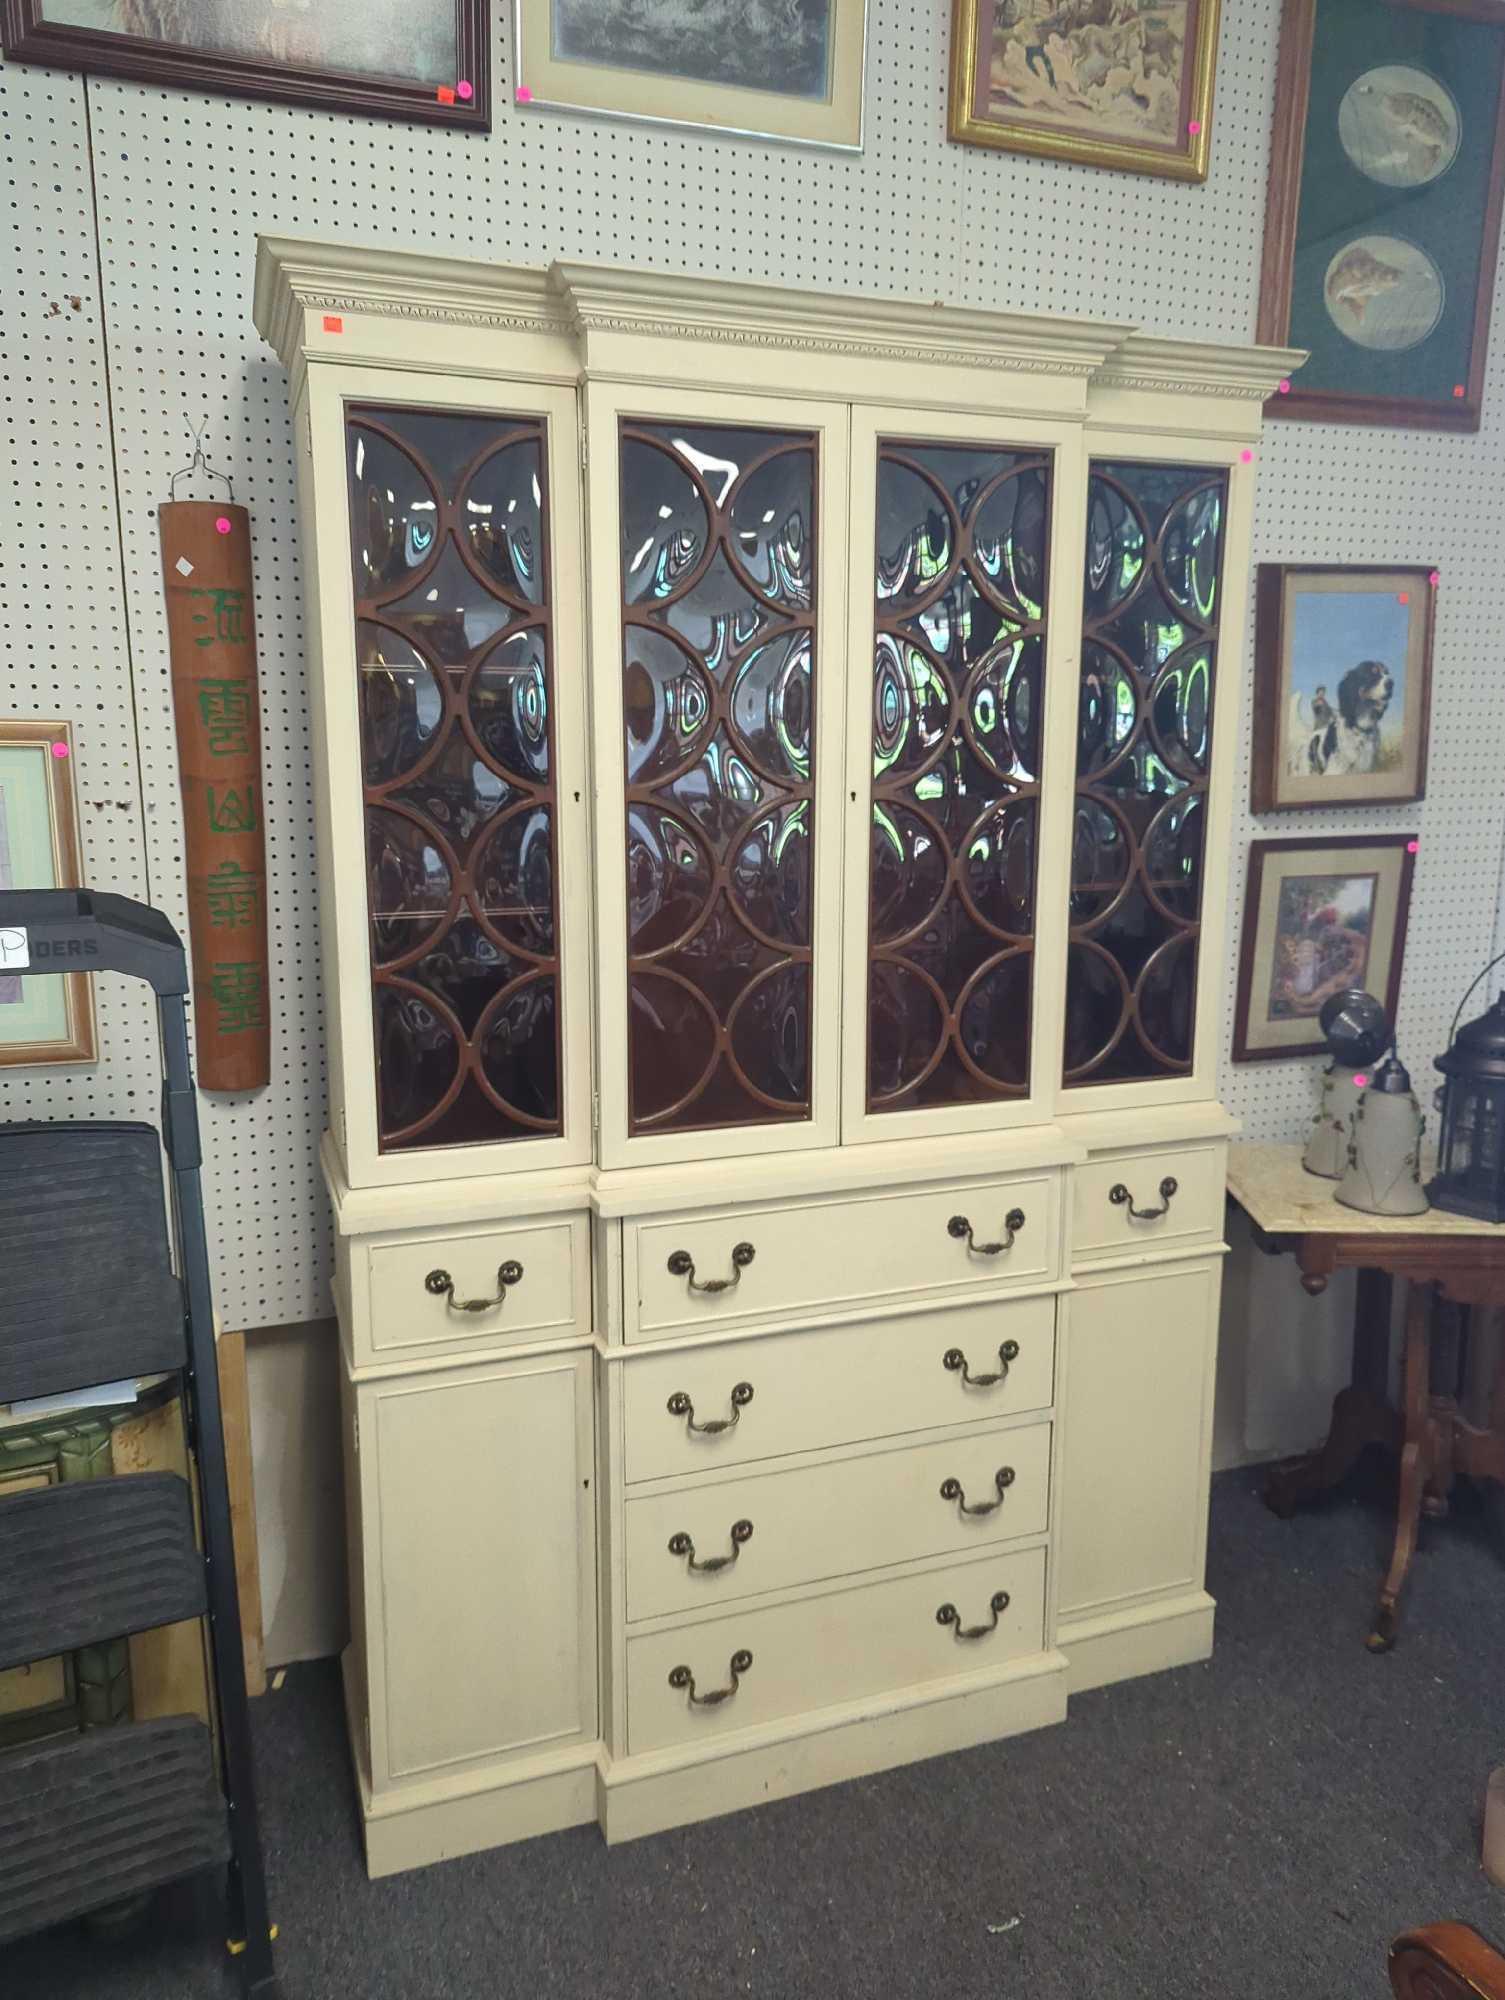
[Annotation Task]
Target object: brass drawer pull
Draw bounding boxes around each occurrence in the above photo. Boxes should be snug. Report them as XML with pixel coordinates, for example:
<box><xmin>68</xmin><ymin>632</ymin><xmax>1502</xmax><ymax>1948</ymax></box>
<box><xmin>424</xmin><ymin>1259</ymin><xmax>523</xmax><ymax>1315</ymax></box>
<box><xmin>940</xmin><ymin>1467</ymin><xmax>1015</xmax><ymax>1517</ymax></box>
<box><xmin>668</xmin><ymin>1519</ymin><xmax>754</xmax><ymax>1573</ymax></box>
<box><xmin>943</xmin><ymin>1340</ymin><xmax>1020</xmax><ymax>1389</ymax></box>
<box><xmin>1109</xmin><ymin>1176</ymin><xmax>1178</xmax><ymax>1221</ymax></box>
<box><xmin>668</xmin><ymin>1648</ymin><xmax>752</xmax><ymax>1707</ymax></box>
<box><xmin>667</xmin><ymin>1242</ymin><xmax>755</xmax><ymax>1294</ymax></box>
<box><xmin>948</xmin><ymin>1208</ymin><xmax>1025</xmax><ymax>1256</ymax></box>
<box><xmin>667</xmin><ymin>1382</ymin><xmax>754</xmax><ymax>1434</ymax></box>
<box><xmin>936</xmin><ymin>1590</ymin><xmax>1012</xmax><ymax>1640</ymax></box>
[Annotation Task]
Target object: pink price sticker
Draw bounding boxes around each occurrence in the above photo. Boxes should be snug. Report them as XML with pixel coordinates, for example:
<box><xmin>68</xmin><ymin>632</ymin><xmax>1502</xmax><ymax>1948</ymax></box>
<box><xmin>1429</xmin><ymin>569</ymin><xmax>1440</xmax><ymax>585</ymax></box>
<box><xmin>322</xmin><ymin>313</ymin><xmax>344</xmax><ymax>334</ymax></box>
<box><xmin>1187</xmin><ymin>118</ymin><xmax>1201</xmax><ymax>133</ymax></box>
<box><xmin>515</xmin><ymin>85</ymin><xmax>533</xmax><ymax>102</ymax></box>
<box><xmin>215</xmin><ymin>515</ymin><xmax>232</xmax><ymax>535</ymax></box>
<box><xmin>1397</xmin><ymin>592</ymin><xmax>1409</xmax><ymax>605</ymax></box>
<box><xmin>1353</xmin><ymin>1074</ymin><xmax>1368</xmax><ymax>1090</ymax></box>
<box><xmin>1407</xmin><ymin>839</ymin><xmax>1419</xmax><ymax>853</ymax></box>
<box><xmin>457</xmin><ymin>78</ymin><xmax>473</xmax><ymax>100</ymax></box>
<box><xmin>1277</xmin><ymin>379</ymin><xmax>1290</xmax><ymax>393</ymax></box>
<box><xmin>1240</xmin><ymin>449</ymin><xmax>1253</xmax><ymax>463</ymax></box>
<box><xmin>50</xmin><ymin>740</ymin><xmax>69</xmax><ymax>759</ymax></box>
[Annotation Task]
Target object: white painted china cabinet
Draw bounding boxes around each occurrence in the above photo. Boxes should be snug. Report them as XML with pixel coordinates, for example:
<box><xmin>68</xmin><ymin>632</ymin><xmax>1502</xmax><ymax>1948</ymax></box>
<box><xmin>254</xmin><ymin>237</ymin><xmax>1299</xmax><ymax>1876</ymax></box>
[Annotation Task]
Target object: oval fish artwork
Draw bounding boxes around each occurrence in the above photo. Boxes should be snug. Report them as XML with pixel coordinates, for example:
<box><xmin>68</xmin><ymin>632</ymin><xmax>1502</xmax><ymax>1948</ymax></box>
<box><xmin>1338</xmin><ymin>64</ymin><xmax>1460</xmax><ymax>188</ymax></box>
<box><xmin>1323</xmin><ymin>234</ymin><xmax>1445</xmax><ymax>352</ymax></box>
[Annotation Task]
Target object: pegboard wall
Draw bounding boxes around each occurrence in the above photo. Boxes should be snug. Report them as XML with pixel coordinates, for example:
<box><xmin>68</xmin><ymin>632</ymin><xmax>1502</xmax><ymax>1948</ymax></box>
<box><xmin>2</xmin><ymin>0</ymin><xmax>1501</xmax><ymax>1331</ymax></box>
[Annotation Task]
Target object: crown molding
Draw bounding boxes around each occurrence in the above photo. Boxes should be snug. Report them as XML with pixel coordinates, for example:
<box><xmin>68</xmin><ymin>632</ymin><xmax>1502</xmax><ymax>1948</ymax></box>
<box><xmin>1093</xmin><ymin>331</ymin><xmax>1307</xmax><ymax>403</ymax></box>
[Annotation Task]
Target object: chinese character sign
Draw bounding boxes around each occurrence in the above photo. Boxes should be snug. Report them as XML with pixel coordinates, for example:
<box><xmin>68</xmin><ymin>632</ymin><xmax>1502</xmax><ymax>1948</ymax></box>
<box><xmin>159</xmin><ymin>500</ymin><xmax>270</xmax><ymax>1090</ymax></box>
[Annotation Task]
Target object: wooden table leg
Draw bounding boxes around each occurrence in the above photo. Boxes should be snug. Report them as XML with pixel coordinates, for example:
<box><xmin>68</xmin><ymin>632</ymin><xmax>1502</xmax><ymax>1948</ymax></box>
<box><xmin>1266</xmin><ymin>1268</ymin><xmax>1400</xmax><ymax>1518</ymax></box>
<box><xmin>1368</xmin><ymin>1280</ymin><xmax>1435</xmax><ymax>1653</ymax></box>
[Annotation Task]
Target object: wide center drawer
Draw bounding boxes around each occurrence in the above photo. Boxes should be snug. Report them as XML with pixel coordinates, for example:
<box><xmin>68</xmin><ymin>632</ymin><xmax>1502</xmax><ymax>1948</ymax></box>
<box><xmin>627</xmin><ymin>1544</ymin><xmax>1047</xmax><ymax>1756</ymax></box>
<box><xmin>628</xmin><ymin>1174</ymin><xmax>1060</xmax><ymax>1339</ymax></box>
<box><xmin>620</xmin><ymin>1294</ymin><xmax>1055</xmax><ymax>1485</ymax></box>
<box><xmin>625</xmin><ymin>1421</ymin><xmax>1052</xmax><ymax>1622</ymax></box>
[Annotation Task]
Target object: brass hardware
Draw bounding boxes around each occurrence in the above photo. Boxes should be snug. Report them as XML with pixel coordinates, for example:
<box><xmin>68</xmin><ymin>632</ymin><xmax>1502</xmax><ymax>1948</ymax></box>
<box><xmin>1109</xmin><ymin>1175</ymin><xmax>1178</xmax><ymax>1221</ymax></box>
<box><xmin>424</xmin><ymin>1259</ymin><xmax>524</xmax><ymax>1315</ymax></box>
<box><xmin>936</xmin><ymin>1590</ymin><xmax>1012</xmax><ymax>1640</ymax></box>
<box><xmin>947</xmin><ymin>1208</ymin><xmax>1025</xmax><ymax>1255</ymax></box>
<box><xmin>667</xmin><ymin>1382</ymin><xmax>754</xmax><ymax>1434</ymax></box>
<box><xmin>939</xmin><ymin>1467</ymin><xmax>1016</xmax><ymax>1517</ymax></box>
<box><xmin>668</xmin><ymin>1519</ymin><xmax>754</xmax><ymax>1573</ymax></box>
<box><xmin>943</xmin><ymin>1340</ymin><xmax>1020</xmax><ymax>1388</ymax></box>
<box><xmin>668</xmin><ymin>1648</ymin><xmax>753</xmax><ymax>1706</ymax></box>
<box><xmin>667</xmin><ymin>1242</ymin><xmax>755</xmax><ymax>1294</ymax></box>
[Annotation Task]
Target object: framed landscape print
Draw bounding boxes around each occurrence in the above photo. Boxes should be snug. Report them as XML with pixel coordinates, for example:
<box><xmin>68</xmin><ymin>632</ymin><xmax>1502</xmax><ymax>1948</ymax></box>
<box><xmin>0</xmin><ymin>723</ymin><xmax>95</xmax><ymax>1070</ymax></box>
<box><xmin>0</xmin><ymin>0</ymin><xmax>489</xmax><ymax>131</ymax></box>
<box><xmin>514</xmin><ymin>0</ymin><xmax>868</xmax><ymax>148</ymax></box>
<box><xmin>1258</xmin><ymin>0</ymin><xmax>1505</xmax><ymax>430</ymax></box>
<box><xmin>1251</xmin><ymin>564</ymin><xmax>1436</xmax><ymax>811</ymax></box>
<box><xmin>1233</xmin><ymin>834</ymin><xmax>1415</xmax><ymax>1061</ymax></box>
<box><xmin>948</xmin><ymin>0</ymin><xmax>1222</xmax><ymax>179</ymax></box>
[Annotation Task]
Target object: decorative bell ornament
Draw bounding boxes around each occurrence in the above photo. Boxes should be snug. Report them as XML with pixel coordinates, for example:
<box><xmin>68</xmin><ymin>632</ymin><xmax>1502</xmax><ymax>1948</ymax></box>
<box><xmin>1303</xmin><ymin>988</ymin><xmax>1391</xmax><ymax>1180</ymax></box>
<box><xmin>1335</xmin><ymin>1052</ymin><xmax>1429</xmax><ymax>1217</ymax></box>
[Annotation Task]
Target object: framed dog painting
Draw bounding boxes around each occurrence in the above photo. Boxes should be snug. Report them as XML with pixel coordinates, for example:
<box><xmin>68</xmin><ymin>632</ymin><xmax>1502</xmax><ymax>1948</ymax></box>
<box><xmin>1251</xmin><ymin>564</ymin><xmax>1436</xmax><ymax>812</ymax></box>
<box><xmin>1233</xmin><ymin>833</ymin><xmax>1416</xmax><ymax>1061</ymax></box>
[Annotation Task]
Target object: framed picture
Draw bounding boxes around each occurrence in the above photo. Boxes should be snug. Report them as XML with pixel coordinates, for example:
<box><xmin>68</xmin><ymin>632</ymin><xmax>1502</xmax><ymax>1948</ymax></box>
<box><xmin>0</xmin><ymin>1</ymin><xmax>489</xmax><ymax>132</ymax></box>
<box><xmin>1251</xmin><ymin>563</ymin><xmax>1436</xmax><ymax>812</ymax></box>
<box><xmin>947</xmin><ymin>0</ymin><xmax>1222</xmax><ymax>179</ymax></box>
<box><xmin>1233</xmin><ymin>834</ymin><xmax>1415</xmax><ymax>1062</ymax></box>
<box><xmin>0</xmin><ymin>722</ymin><xmax>96</xmax><ymax>1069</ymax></box>
<box><xmin>514</xmin><ymin>0</ymin><xmax>868</xmax><ymax>149</ymax></box>
<box><xmin>1258</xmin><ymin>0</ymin><xmax>1505</xmax><ymax>431</ymax></box>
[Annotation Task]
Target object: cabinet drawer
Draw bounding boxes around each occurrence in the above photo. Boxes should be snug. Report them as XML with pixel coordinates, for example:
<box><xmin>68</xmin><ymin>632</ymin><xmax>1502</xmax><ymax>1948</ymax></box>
<box><xmin>362</xmin><ymin>1214</ymin><xmax>589</xmax><ymax>1363</ymax></box>
<box><xmin>625</xmin><ymin>1421</ymin><xmax>1052</xmax><ymax>1622</ymax></box>
<box><xmin>629</xmin><ymin>1174</ymin><xmax>1060</xmax><ymax>1339</ymax></box>
<box><xmin>1071</xmin><ymin>1144</ymin><xmax>1225</xmax><ymax>1261</ymax></box>
<box><xmin>627</xmin><ymin>1545</ymin><xmax>1046</xmax><ymax>1756</ymax></box>
<box><xmin>621</xmin><ymin>1294</ymin><xmax>1055</xmax><ymax>1485</ymax></box>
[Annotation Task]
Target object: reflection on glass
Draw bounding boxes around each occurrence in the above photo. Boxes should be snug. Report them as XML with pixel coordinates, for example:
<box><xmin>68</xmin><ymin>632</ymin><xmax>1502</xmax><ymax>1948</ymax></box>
<box><xmin>1064</xmin><ymin>460</ymin><xmax>1227</xmax><ymax>1085</ymax></box>
<box><xmin>866</xmin><ymin>439</ymin><xmax>1051</xmax><ymax>1111</ymax></box>
<box><xmin>347</xmin><ymin>405</ymin><xmax>562</xmax><ymax>1150</ymax></box>
<box><xmin>620</xmin><ymin>420</ymin><xmax>817</xmax><ymax>1133</ymax></box>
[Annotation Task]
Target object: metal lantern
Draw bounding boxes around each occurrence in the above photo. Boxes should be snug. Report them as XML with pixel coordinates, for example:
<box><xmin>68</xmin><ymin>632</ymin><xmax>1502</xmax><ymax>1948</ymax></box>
<box><xmin>1429</xmin><ymin>992</ymin><xmax>1505</xmax><ymax>1224</ymax></box>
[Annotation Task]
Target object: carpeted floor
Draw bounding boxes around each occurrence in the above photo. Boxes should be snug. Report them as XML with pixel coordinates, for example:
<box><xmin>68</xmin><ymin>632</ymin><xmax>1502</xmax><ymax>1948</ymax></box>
<box><xmin>9</xmin><ymin>1465</ymin><xmax>1505</xmax><ymax>1999</ymax></box>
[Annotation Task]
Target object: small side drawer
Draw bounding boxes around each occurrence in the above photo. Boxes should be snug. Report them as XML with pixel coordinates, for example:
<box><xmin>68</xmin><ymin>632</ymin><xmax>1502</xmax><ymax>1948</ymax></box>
<box><xmin>1071</xmin><ymin>1144</ymin><xmax>1225</xmax><ymax>1262</ymax></box>
<box><xmin>625</xmin><ymin>1421</ymin><xmax>1052</xmax><ymax>1623</ymax></box>
<box><xmin>629</xmin><ymin>1174</ymin><xmax>1060</xmax><ymax>1339</ymax></box>
<box><xmin>621</xmin><ymin>1294</ymin><xmax>1055</xmax><ymax>1485</ymax></box>
<box><xmin>626</xmin><ymin>1545</ymin><xmax>1046</xmax><ymax>1756</ymax></box>
<box><xmin>357</xmin><ymin>1214</ymin><xmax>590</xmax><ymax>1364</ymax></box>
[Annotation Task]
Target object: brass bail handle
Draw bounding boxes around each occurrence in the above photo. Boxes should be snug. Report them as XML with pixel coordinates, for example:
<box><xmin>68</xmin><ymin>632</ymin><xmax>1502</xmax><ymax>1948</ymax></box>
<box><xmin>948</xmin><ymin>1208</ymin><xmax>1025</xmax><ymax>1255</ymax></box>
<box><xmin>424</xmin><ymin>1259</ymin><xmax>524</xmax><ymax>1315</ymax></box>
<box><xmin>668</xmin><ymin>1649</ymin><xmax>753</xmax><ymax>1706</ymax></box>
<box><xmin>936</xmin><ymin>1590</ymin><xmax>1012</xmax><ymax>1640</ymax></box>
<box><xmin>667</xmin><ymin>1242</ymin><xmax>755</xmax><ymax>1294</ymax></box>
<box><xmin>1109</xmin><ymin>1176</ymin><xmax>1178</xmax><ymax>1221</ymax></box>
<box><xmin>667</xmin><ymin>1382</ymin><xmax>755</xmax><ymax>1435</ymax></box>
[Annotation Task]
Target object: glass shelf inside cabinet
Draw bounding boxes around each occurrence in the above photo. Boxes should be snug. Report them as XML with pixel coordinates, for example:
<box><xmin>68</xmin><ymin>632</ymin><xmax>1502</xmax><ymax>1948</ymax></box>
<box><xmin>347</xmin><ymin>407</ymin><xmax>562</xmax><ymax>1152</ymax></box>
<box><xmin>1063</xmin><ymin>459</ymin><xmax>1228</xmax><ymax>1087</ymax></box>
<box><xmin>866</xmin><ymin>439</ymin><xmax>1051</xmax><ymax>1113</ymax></box>
<box><xmin>619</xmin><ymin>420</ymin><xmax>817</xmax><ymax>1136</ymax></box>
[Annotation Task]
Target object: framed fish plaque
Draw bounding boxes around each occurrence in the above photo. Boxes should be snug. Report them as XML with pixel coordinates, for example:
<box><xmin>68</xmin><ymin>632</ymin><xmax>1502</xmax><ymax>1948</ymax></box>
<box><xmin>1259</xmin><ymin>0</ymin><xmax>1505</xmax><ymax>431</ymax></box>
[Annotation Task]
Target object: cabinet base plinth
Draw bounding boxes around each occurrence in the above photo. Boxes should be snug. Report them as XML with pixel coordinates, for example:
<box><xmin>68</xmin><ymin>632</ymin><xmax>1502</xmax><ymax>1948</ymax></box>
<box><xmin>1059</xmin><ymin>1591</ymin><xmax>1215</xmax><ymax>1695</ymax></box>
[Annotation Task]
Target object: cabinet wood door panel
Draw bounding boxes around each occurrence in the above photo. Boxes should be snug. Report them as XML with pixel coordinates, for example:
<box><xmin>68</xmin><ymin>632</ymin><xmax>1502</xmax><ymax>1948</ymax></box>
<box><xmin>625</xmin><ymin>1420</ymin><xmax>1051</xmax><ymax>1622</ymax></box>
<box><xmin>622</xmin><ymin>1294</ymin><xmax>1055</xmax><ymax>1484</ymax></box>
<box><xmin>1056</xmin><ymin>1260</ymin><xmax>1218</xmax><ymax>1619</ymax></box>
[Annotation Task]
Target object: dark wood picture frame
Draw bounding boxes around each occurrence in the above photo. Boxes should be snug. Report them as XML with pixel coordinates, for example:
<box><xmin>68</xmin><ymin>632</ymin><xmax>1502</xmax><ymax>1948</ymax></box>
<box><xmin>1258</xmin><ymin>0</ymin><xmax>1505</xmax><ymax>432</ymax></box>
<box><xmin>1233</xmin><ymin>833</ymin><xmax>1416</xmax><ymax>1062</ymax></box>
<box><xmin>0</xmin><ymin>0</ymin><xmax>490</xmax><ymax>132</ymax></box>
<box><xmin>1251</xmin><ymin>562</ymin><xmax>1437</xmax><ymax>813</ymax></box>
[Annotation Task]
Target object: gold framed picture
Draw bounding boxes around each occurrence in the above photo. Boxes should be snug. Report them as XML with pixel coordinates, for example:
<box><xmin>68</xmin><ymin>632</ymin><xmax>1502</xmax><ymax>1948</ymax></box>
<box><xmin>948</xmin><ymin>0</ymin><xmax>1222</xmax><ymax>180</ymax></box>
<box><xmin>0</xmin><ymin>721</ymin><xmax>96</xmax><ymax>1068</ymax></box>
<box><xmin>514</xmin><ymin>0</ymin><xmax>868</xmax><ymax>150</ymax></box>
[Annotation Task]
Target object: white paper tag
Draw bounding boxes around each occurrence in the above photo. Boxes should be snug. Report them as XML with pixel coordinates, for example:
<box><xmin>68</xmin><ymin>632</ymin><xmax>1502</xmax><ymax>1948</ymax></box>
<box><xmin>0</xmin><ymin>925</ymin><xmax>30</xmax><ymax>971</ymax></box>
<box><xmin>175</xmin><ymin>556</ymin><xmax>195</xmax><ymax>576</ymax></box>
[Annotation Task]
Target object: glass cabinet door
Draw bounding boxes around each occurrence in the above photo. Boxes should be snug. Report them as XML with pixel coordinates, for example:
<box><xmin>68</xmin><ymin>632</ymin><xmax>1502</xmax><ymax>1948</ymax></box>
<box><xmin>616</xmin><ymin>416</ymin><xmax>822</xmax><ymax>1141</ymax></box>
<box><xmin>861</xmin><ymin>435</ymin><xmax>1052</xmax><ymax>1121</ymax></box>
<box><xmin>1063</xmin><ymin>458</ymin><xmax>1228</xmax><ymax>1088</ymax></box>
<box><xmin>346</xmin><ymin>404</ymin><xmax>565</xmax><ymax>1153</ymax></box>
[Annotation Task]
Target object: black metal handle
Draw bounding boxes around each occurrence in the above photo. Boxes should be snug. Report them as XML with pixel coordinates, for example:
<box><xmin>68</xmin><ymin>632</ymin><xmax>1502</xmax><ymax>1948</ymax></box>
<box><xmin>936</xmin><ymin>1590</ymin><xmax>1012</xmax><ymax>1640</ymax></box>
<box><xmin>940</xmin><ymin>1467</ymin><xmax>1016</xmax><ymax>1517</ymax></box>
<box><xmin>943</xmin><ymin>1339</ymin><xmax>1020</xmax><ymax>1389</ymax></box>
<box><xmin>947</xmin><ymin>1208</ymin><xmax>1025</xmax><ymax>1256</ymax></box>
<box><xmin>667</xmin><ymin>1242</ymin><xmax>755</xmax><ymax>1294</ymax></box>
<box><xmin>424</xmin><ymin>1259</ymin><xmax>524</xmax><ymax>1315</ymax></box>
<box><xmin>668</xmin><ymin>1520</ymin><xmax>754</xmax><ymax>1573</ymax></box>
<box><xmin>1109</xmin><ymin>1176</ymin><xmax>1178</xmax><ymax>1222</ymax></box>
<box><xmin>667</xmin><ymin>1382</ymin><xmax>754</xmax><ymax>1434</ymax></box>
<box><xmin>668</xmin><ymin>1648</ymin><xmax>753</xmax><ymax>1706</ymax></box>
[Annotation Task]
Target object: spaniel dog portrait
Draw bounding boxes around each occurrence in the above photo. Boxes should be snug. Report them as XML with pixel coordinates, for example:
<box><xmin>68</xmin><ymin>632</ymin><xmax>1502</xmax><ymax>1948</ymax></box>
<box><xmin>1288</xmin><ymin>661</ymin><xmax>1395</xmax><ymax>779</ymax></box>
